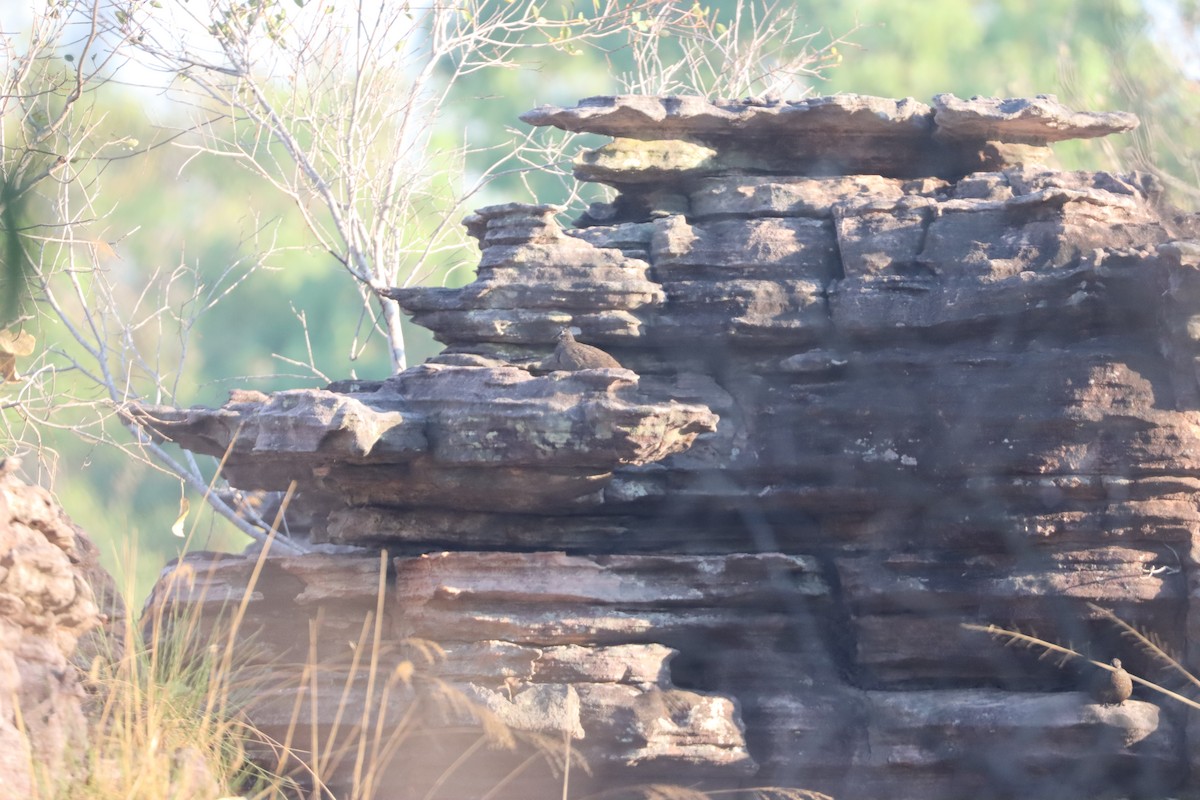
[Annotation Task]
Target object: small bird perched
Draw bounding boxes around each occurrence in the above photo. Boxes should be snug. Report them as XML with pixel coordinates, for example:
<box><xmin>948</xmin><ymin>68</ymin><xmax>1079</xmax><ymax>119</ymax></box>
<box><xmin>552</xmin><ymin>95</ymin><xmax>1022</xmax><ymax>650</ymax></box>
<box><xmin>1091</xmin><ymin>658</ymin><xmax>1134</xmax><ymax>705</ymax></box>
<box><xmin>540</xmin><ymin>327</ymin><xmax>622</xmax><ymax>371</ymax></box>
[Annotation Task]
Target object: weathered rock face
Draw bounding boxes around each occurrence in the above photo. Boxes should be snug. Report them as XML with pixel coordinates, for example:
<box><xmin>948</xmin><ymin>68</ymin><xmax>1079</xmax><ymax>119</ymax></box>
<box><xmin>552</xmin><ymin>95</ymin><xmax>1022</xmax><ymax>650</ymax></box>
<box><xmin>0</xmin><ymin>462</ymin><xmax>118</xmax><ymax>800</ymax></box>
<box><xmin>144</xmin><ymin>94</ymin><xmax>1200</xmax><ymax>799</ymax></box>
<box><xmin>136</xmin><ymin>359</ymin><xmax>718</xmax><ymax>519</ymax></box>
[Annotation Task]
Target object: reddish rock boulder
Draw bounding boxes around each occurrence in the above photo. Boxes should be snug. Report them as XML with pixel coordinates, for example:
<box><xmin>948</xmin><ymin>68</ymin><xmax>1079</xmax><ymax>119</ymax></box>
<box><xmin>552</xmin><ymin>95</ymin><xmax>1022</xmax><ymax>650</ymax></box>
<box><xmin>0</xmin><ymin>461</ymin><xmax>119</xmax><ymax>800</ymax></box>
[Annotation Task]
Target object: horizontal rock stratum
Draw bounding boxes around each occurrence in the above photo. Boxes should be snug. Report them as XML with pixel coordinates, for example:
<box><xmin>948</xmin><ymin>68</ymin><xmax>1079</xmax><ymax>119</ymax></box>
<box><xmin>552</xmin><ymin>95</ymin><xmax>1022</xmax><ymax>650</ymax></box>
<box><xmin>144</xmin><ymin>94</ymin><xmax>1200</xmax><ymax>799</ymax></box>
<box><xmin>519</xmin><ymin>93</ymin><xmax>1138</xmax><ymax>180</ymax></box>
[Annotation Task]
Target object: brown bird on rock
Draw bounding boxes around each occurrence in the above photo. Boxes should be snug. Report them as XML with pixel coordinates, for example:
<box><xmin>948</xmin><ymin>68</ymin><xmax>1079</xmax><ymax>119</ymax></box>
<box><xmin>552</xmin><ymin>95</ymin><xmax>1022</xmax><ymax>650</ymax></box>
<box><xmin>1091</xmin><ymin>658</ymin><xmax>1134</xmax><ymax>705</ymax></box>
<box><xmin>541</xmin><ymin>327</ymin><xmax>622</xmax><ymax>371</ymax></box>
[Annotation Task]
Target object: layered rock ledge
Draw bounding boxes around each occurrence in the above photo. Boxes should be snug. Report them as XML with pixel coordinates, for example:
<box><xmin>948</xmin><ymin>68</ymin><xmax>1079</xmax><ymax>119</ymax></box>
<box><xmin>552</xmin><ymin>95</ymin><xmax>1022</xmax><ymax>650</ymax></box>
<box><xmin>135</xmin><ymin>362</ymin><xmax>717</xmax><ymax>522</ymax></box>
<box><xmin>518</xmin><ymin>93</ymin><xmax>1138</xmax><ymax>182</ymax></box>
<box><xmin>144</xmin><ymin>94</ymin><xmax>1200</xmax><ymax>800</ymax></box>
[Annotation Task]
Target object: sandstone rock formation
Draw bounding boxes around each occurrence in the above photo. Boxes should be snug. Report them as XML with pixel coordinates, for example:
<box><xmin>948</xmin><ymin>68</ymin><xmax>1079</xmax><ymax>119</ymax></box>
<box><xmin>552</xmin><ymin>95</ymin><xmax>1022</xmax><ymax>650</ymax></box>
<box><xmin>0</xmin><ymin>460</ymin><xmax>119</xmax><ymax>800</ymax></box>
<box><xmin>141</xmin><ymin>94</ymin><xmax>1200</xmax><ymax>799</ymax></box>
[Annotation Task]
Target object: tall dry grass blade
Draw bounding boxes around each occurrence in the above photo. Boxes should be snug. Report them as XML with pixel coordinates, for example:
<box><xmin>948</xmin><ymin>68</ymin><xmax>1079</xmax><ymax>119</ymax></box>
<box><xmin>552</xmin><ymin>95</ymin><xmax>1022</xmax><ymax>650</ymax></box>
<box><xmin>361</xmin><ymin>698</ymin><xmax>418</xmax><ymax>797</ymax></box>
<box><xmin>582</xmin><ymin>784</ymin><xmax>709</xmax><ymax>800</ymax></box>
<box><xmin>267</xmin><ymin>633</ymin><xmax>318</xmax><ymax>794</ymax></box>
<box><xmin>477</xmin><ymin>749</ymin><xmax>546</xmax><ymax>800</ymax></box>
<box><xmin>181</xmin><ymin>420</ymin><xmax>246</xmax><ymax>553</ymax></box>
<box><xmin>587</xmin><ymin>787</ymin><xmax>835</xmax><ymax>800</ymax></box>
<box><xmin>11</xmin><ymin>695</ymin><xmax>41</xmax><ymax>800</ymax></box>
<box><xmin>419</xmin><ymin>733</ymin><xmax>489</xmax><ymax>800</ymax></box>
<box><xmin>210</xmin><ymin>479</ymin><xmax>297</xmax><ymax>722</ymax></box>
<box><xmin>737</xmin><ymin>790</ymin><xmax>836</xmax><ymax>800</ymax></box>
<box><xmin>963</xmin><ymin>621</ymin><xmax>1200</xmax><ymax>710</ymax></box>
<box><xmin>561</xmin><ymin>730</ymin><xmax>572</xmax><ymax>800</ymax></box>
<box><xmin>315</xmin><ymin>611</ymin><xmax>376</xmax><ymax>787</ymax></box>
<box><xmin>360</xmin><ymin>655</ymin><xmax>423</xmax><ymax>797</ymax></box>
<box><xmin>353</xmin><ymin>550</ymin><xmax>390</xmax><ymax>800</ymax></box>
<box><xmin>960</xmin><ymin>623</ymin><xmax>1086</xmax><ymax>662</ymax></box>
<box><xmin>1086</xmin><ymin>602</ymin><xmax>1200</xmax><ymax>693</ymax></box>
<box><xmin>145</xmin><ymin>432</ymin><xmax>244</xmax><ymax>713</ymax></box>
<box><xmin>514</xmin><ymin>730</ymin><xmax>591</xmax><ymax>780</ymax></box>
<box><xmin>422</xmin><ymin>678</ymin><xmax>515</xmax><ymax>751</ymax></box>
<box><xmin>301</xmin><ymin>613</ymin><xmax>321</xmax><ymax>789</ymax></box>
<box><xmin>405</xmin><ymin>637</ymin><xmax>447</xmax><ymax>666</ymax></box>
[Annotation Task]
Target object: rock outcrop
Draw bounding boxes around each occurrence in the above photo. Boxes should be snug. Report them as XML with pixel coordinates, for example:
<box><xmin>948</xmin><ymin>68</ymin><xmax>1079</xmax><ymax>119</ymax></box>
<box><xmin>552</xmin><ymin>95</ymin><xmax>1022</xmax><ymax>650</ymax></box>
<box><xmin>142</xmin><ymin>94</ymin><xmax>1200</xmax><ymax>799</ymax></box>
<box><xmin>0</xmin><ymin>460</ymin><xmax>119</xmax><ymax>800</ymax></box>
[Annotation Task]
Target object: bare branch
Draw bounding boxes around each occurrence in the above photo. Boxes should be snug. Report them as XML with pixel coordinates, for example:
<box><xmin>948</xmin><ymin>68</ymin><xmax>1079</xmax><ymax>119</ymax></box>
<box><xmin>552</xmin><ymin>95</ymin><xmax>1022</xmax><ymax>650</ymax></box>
<box><xmin>4</xmin><ymin>0</ymin><xmax>854</xmax><ymax>559</ymax></box>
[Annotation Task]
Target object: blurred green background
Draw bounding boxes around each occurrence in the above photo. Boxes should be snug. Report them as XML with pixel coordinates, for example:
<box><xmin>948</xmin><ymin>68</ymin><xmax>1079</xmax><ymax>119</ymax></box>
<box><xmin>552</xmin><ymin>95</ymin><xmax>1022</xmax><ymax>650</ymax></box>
<box><xmin>6</xmin><ymin>0</ymin><xmax>1198</xmax><ymax>600</ymax></box>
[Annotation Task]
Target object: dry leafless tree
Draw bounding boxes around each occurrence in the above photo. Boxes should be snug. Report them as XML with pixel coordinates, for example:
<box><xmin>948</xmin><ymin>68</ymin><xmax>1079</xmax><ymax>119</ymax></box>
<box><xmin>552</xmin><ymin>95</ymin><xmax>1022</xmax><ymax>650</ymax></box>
<box><xmin>4</xmin><ymin>0</ymin><xmax>853</xmax><ymax>553</ymax></box>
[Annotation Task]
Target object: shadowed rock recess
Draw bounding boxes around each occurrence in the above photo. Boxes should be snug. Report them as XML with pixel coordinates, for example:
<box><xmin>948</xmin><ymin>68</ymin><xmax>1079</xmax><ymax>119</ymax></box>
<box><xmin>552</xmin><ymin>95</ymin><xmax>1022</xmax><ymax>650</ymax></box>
<box><xmin>140</xmin><ymin>94</ymin><xmax>1200</xmax><ymax>798</ymax></box>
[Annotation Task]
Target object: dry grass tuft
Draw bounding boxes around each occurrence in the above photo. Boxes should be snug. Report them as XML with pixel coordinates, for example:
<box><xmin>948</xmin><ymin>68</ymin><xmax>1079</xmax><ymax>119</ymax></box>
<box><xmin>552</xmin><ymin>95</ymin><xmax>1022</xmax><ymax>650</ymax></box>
<box><xmin>34</xmin><ymin>541</ymin><xmax>279</xmax><ymax>800</ymax></box>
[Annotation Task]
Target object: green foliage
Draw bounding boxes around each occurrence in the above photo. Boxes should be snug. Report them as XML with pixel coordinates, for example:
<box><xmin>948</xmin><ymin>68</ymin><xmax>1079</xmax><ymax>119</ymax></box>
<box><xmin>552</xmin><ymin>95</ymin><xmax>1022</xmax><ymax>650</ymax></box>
<box><xmin>807</xmin><ymin>0</ymin><xmax>1200</xmax><ymax>186</ymax></box>
<box><xmin>0</xmin><ymin>171</ymin><xmax>30</xmax><ymax>325</ymax></box>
